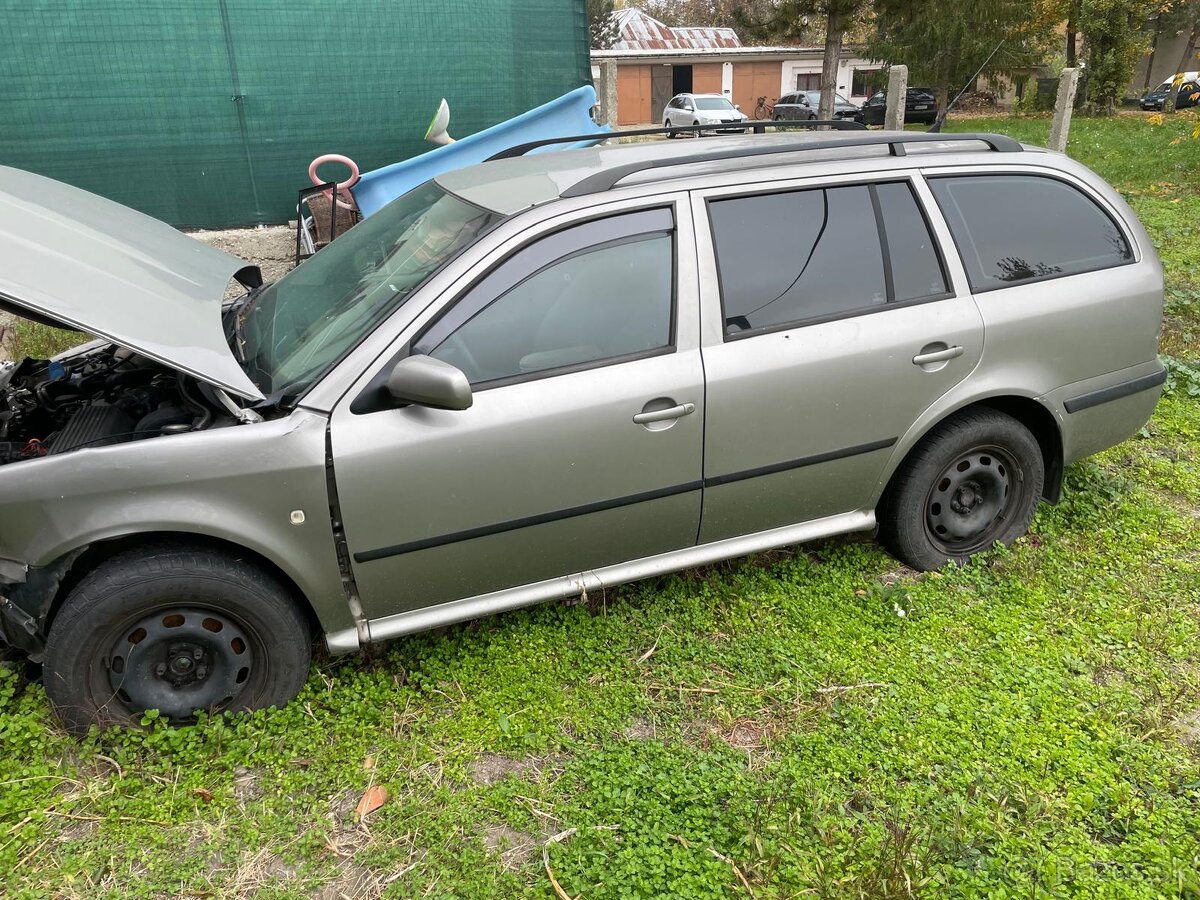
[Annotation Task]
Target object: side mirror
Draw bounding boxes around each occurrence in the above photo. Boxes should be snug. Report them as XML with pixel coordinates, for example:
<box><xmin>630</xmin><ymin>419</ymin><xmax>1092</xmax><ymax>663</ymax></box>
<box><xmin>387</xmin><ymin>355</ymin><xmax>472</xmax><ymax>410</ymax></box>
<box><xmin>735</xmin><ymin>104</ymin><xmax>742</xmax><ymax>111</ymax></box>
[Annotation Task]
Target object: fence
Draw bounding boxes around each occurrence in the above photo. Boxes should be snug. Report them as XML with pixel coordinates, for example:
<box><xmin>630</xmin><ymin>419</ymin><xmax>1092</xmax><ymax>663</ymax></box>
<box><xmin>0</xmin><ymin>1</ymin><xmax>589</xmax><ymax>227</ymax></box>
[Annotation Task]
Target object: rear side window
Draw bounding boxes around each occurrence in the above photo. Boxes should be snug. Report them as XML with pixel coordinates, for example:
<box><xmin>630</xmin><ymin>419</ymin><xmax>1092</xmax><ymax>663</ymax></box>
<box><xmin>708</xmin><ymin>181</ymin><xmax>948</xmax><ymax>336</ymax></box>
<box><xmin>928</xmin><ymin>174</ymin><xmax>1133</xmax><ymax>292</ymax></box>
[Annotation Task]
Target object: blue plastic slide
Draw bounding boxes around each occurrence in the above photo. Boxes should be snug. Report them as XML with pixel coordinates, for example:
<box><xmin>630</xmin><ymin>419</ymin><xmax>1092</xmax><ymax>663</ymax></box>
<box><xmin>351</xmin><ymin>85</ymin><xmax>610</xmax><ymax>217</ymax></box>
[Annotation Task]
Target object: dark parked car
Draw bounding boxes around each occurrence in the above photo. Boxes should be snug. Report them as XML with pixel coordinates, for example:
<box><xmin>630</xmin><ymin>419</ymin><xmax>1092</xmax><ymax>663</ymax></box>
<box><xmin>857</xmin><ymin>88</ymin><xmax>939</xmax><ymax>126</ymax></box>
<box><xmin>773</xmin><ymin>91</ymin><xmax>859</xmax><ymax>121</ymax></box>
<box><xmin>1140</xmin><ymin>73</ymin><xmax>1200</xmax><ymax>110</ymax></box>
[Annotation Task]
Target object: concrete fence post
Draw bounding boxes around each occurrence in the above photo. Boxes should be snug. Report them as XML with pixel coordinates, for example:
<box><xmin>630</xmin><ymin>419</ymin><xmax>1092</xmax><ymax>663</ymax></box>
<box><xmin>1048</xmin><ymin>67</ymin><xmax>1080</xmax><ymax>153</ymax></box>
<box><xmin>884</xmin><ymin>65</ymin><xmax>908</xmax><ymax>130</ymax></box>
<box><xmin>598</xmin><ymin>60</ymin><xmax>618</xmax><ymax>129</ymax></box>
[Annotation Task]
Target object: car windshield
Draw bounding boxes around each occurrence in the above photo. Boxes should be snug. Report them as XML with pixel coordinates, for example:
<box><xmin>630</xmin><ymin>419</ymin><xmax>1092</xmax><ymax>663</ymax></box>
<box><xmin>695</xmin><ymin>97</ymin><xmax>735</xmax><ymax>110</ymax></box>
<box><xmin>233</xmin><ymin>182</ymin><xmax>500</xmax><ymax>400</ymax></box>
<box><xmin>804</xmin><ymin>91</ymin><xmax>851</xmax><ymax>105</ymax></box>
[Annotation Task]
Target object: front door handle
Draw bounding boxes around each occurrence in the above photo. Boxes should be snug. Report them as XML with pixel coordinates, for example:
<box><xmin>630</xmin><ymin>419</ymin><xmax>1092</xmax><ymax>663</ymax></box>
<box><xmin>913</xmin><ymin>345</ymin><xmax>964</xmax><ymax>366</ymax></box>
<box><xmin>633</xmin><ymin>402</ymin><xmax>695</xmax><ymax>425</ymax></box>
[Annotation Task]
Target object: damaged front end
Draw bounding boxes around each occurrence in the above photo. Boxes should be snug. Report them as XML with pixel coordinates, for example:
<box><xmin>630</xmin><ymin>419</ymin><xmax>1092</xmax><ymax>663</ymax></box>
<box><xmin>0</xmin><ymin>551</ymin><xmax>80</xmax><ymax>661</ymax></box>
<box><xmin>0</xmin><ymin>347</ymin><xmax>227</xmax><ymax>466</ymax></box>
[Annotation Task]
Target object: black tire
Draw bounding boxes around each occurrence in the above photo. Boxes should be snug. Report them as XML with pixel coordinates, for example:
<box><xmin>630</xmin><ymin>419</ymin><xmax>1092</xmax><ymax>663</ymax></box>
<box><xmin>43</xmin><ymin>547</ymin><xmax>311</xmax><ymax>733</ymax></box>
<box><xmin>877</xmin><ymin>409</ymin><xmax>1044</xmax><ymax>571</ymax></box>
<box><xmin>665</xmin><ymin>119</ymin><xmax>676</xmax><ymax>138</ymax></box>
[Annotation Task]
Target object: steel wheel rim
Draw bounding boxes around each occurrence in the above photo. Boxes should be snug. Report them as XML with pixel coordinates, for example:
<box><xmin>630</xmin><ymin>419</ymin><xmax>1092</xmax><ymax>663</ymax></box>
<box><xmin>924</xmin><ymin>444</ymin><xmax>1021</xmax><ymax>555</ymax></box>
<box><xmin>106</xmin><ymin>606</ymin><xmax>256</xmax><ymax>720</ymax></box>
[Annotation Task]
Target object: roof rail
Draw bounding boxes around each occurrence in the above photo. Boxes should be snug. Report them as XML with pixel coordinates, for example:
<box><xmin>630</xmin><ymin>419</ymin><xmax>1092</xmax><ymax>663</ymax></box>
<box><xmin>486</xmin><ymin>119</ymin><xmax>866</xmax><ymax>161</ymax></box>
<box><xmin>559</xmin><ymin>131</ymin><xmax>1024</xmax><ymax>198</ymax></box>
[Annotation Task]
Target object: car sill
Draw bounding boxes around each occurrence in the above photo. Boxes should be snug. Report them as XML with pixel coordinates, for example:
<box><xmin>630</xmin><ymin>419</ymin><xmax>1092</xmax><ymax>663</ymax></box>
<box><xmin>324</xmin><ymin>508</ymin><xmax>875</xmax><ymax>653</ymax></box>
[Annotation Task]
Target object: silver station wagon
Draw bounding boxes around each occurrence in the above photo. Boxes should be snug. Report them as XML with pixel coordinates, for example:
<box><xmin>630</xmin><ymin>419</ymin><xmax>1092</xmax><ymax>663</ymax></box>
<box><xmin>0</xmin><ymin>130</ymin><xmax>1165</xmax><ymax>731</ymax></box>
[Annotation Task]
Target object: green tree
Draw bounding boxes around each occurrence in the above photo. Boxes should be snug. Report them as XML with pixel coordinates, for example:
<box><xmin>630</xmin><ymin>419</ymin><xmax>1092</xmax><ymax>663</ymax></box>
<box><xmin>1077</xmin><ymin>0</ymin><xmax>1159</xmax><ymax>113</ymax></box>
<box><xmin>736</xmin><ymin>0</ymin><xmax>874</xmax><ymax>119</ymax></box>
<box><xmin>868</xmin><ymin>0</ymin><xmax>1053</xmax><ymax>116</ymax></box>
<box><xmin>588</xmin><ymin>0</ymin><xmax>620</xmax><ymax>49</ymax></box>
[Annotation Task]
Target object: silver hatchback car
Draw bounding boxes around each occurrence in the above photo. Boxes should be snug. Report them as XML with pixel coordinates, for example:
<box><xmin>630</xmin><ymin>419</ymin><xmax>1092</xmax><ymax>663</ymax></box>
<box><xmin>0</xmin><ymin>130</ymin><xmax>1165</xmax><ymax>731</ymax></box>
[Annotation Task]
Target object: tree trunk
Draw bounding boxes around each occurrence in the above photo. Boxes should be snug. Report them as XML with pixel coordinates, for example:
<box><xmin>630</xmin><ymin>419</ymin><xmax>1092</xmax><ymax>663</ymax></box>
<box><xmin>1165</xmin><ymin>15</ymin><xmax>1200</xmax><ymax>113</ymax></box>
<box><xmin>819</xmin><ymin>10</ymin><xmax>844</xmax><ymax>121</ymax></box>
<box><xmin>1144</xmin><ymin>13</ymin><xmax>1162</xmax><ymax>92</ymax></box>
<box><xmin>1065</xmin><ymin>0</ymin><xmax>1078</xmax><ymax>67</ymax></box>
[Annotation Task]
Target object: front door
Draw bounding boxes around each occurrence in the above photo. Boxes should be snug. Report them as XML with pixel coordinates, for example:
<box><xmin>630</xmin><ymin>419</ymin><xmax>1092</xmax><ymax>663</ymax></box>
<box><xmin>692</xmin><ymin>175</ymin><xmax>984</xmax><ymax>542</ymax></box>
<box><xmin>330</xmin><ymin>202</ymin><xmax>705</xmax><ymax>620</ymax></box>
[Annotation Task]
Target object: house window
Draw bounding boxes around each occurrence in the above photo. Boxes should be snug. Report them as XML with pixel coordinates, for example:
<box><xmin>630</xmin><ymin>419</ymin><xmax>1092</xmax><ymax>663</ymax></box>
<box><xmin>851</xmin><ymin>68</ymin><xmax>883</xmax><ymax>97</ymax></box>
<box><xmin>795</xmin><ymin>72</ymin><xmax>821</xmax><ymax>91</ymax></box>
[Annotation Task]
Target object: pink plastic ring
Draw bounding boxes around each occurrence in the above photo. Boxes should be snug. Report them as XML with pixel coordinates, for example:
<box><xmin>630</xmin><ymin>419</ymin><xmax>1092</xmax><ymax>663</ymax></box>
<box><xmin>308</xmin><ymin>154</ymin><xmax>360</xmax><ymax>210</ymax></box>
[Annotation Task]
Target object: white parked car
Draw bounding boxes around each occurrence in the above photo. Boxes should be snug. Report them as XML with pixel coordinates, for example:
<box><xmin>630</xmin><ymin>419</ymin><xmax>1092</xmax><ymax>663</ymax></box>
<box><xmin>662</xmin><ymin>93</ymin><xmax>748</xmax><ymax>135</ymax></box>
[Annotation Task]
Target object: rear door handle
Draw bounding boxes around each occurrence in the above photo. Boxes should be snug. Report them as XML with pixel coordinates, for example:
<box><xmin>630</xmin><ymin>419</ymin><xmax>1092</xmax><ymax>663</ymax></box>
<box><xmin>633</xmin><ymin>402</ymin><xmax>695</xmax><ymax>425</ymax></box>
<box><xmin>913</xmin><ymin>345</ymin><xmax>964</xmax><ymax>366</ymax></box>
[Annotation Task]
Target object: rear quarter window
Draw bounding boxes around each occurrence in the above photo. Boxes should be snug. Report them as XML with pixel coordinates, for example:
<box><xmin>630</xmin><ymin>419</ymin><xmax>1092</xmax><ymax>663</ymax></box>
<box><xmin>928</xmin><ymin>173</ymin><xmax>1133</xmax><ymax>292</ymax></box>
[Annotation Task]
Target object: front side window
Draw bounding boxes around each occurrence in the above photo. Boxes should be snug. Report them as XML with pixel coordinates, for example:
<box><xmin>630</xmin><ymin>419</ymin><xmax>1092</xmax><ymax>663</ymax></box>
<box><xmin>708</xmin><ymin>181</ymin><xmax>948</xmax><ymax>336</ymax></box>
<box><xmin>928</xmin><ymin>174</ymin><xmax>1133</xmax><ymax>292</ymax></box>
<box><xmin>414</xmin><ymin>209</ymin><xmax>674</xmax><ymax>385</ymax></box>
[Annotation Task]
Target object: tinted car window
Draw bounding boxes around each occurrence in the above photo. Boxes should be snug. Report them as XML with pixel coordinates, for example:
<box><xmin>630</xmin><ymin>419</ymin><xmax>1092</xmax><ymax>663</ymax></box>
<box><xmin>710</xmin><ymin>185</ymin><xmax>886</xmax><ymax>334</ymax></box>
<box><xmin>928</xmin><ymin>174</ymin><xmax>1132</xmax><ymax>291</ymax></box>
<box><xmin>874</xmin><ymin>182</ymin><xmax>948</xmax><ymax>302</ymax></box>
<box><xmin>417</xmin><ymin>210</ymin><xmax>674</xmax><ymax>384</ymax></box>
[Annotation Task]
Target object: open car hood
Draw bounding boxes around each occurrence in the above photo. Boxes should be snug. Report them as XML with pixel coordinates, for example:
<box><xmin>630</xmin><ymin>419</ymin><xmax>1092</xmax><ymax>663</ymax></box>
<box><xmin>0</xmin><ymin>166</ymin><xmax>264</xmax><ymax>400</ymax></box>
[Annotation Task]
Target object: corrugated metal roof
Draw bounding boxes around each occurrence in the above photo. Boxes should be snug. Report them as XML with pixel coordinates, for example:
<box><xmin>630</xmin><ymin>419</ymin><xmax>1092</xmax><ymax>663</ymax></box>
<box><xmin>611</xmin><ymin>8</ymin><xmax>742</xmax><ymax>52</ymax></box>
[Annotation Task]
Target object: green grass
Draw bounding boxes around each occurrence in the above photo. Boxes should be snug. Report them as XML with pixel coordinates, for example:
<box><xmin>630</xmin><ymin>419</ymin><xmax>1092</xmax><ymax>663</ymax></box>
<box><xmin>3</xmin><ymin>114</ymin><xmax>1200</xmax><ymax>899</ymax></box>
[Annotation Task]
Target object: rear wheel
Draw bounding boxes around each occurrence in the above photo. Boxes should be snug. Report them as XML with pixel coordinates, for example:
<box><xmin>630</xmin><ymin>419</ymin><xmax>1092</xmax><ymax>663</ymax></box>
<box><xmin>665</xmin><ymin>118</ymin><xmax>676</xmax><ymax>138</ymax></box>
<box><xmin>43</xmin><ymin>547</ymin><xmax>311</xmax><ymax>733</ymax></box>
<box><xmin>878</xmin><ymin>410</ymin><xmax>1044</xmax><ymax>571</ymax></box>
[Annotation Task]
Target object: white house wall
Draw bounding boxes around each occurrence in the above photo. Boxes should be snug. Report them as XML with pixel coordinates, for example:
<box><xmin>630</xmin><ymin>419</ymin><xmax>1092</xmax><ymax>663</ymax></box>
<box><xmin>780</xmin><ymin>57</ymin><xmax>881</xmax><ymax>103</ymax></box>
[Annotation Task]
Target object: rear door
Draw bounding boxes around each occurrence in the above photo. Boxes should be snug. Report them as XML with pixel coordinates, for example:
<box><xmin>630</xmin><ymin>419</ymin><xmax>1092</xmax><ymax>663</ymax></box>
<box><xmin>692</xmin><ymin>173</ymin><xmax>984</xmax><ymax>542</ymax></box>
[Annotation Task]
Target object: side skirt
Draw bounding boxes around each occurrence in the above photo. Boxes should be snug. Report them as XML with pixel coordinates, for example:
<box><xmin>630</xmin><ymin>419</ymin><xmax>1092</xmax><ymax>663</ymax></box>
<box><xmin>324</xmin><ymin>509</ymin><xmax>875</xmax><ymax>653</ymax></box>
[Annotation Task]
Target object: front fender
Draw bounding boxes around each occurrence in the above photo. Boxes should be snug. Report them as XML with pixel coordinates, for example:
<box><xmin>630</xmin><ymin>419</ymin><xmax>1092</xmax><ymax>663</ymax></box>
<box><xmin>0</xmin><ymin>409</ymin><xmax>355</xmax><ymax>637</ymax></box>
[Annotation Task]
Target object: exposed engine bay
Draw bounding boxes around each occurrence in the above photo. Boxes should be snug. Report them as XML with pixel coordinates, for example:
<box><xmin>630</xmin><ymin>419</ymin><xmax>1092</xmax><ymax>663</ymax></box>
<box><xmin>0</xmin><ymin>344</ymin><xmax>235</xmax><ymax>466</ymax></box>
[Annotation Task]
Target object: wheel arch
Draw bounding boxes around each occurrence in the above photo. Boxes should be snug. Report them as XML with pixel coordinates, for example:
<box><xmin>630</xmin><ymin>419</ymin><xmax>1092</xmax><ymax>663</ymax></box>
<box><xmin>35</xmin><ymin>533</ymin><xmax>324</xmax><ymax>640</ymax></box>
<box><xmin>876</xmin><ymin>394</ymin><xmax>1065</xmax><ymax>511</ymax></box>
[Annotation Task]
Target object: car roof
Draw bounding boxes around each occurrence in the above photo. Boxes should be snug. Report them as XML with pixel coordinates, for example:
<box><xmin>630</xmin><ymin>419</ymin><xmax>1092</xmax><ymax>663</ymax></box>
<box><xmin>436</xmin><ymin>131</ymin><xmax>1037</xmax><ymax>216</ymax></box>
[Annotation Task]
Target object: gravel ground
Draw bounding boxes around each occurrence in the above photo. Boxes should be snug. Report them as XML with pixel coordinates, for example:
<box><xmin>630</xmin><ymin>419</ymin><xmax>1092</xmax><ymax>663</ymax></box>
<box><xmin>189</xmin><ymin>224</ymin><xmax>298</xmax><ymax>286</ymax></box>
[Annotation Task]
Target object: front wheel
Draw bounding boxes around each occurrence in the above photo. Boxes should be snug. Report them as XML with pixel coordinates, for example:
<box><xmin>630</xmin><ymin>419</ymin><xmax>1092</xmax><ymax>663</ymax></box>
<box><xmin>878</xmin><ymin>409</ymin><xmax>1044</xmax><ymax>571</ymax></box>
<box><xmin>44</xmin><ymin>547</ymin><xmax>312</xmax><ymax>733</ymax></box>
